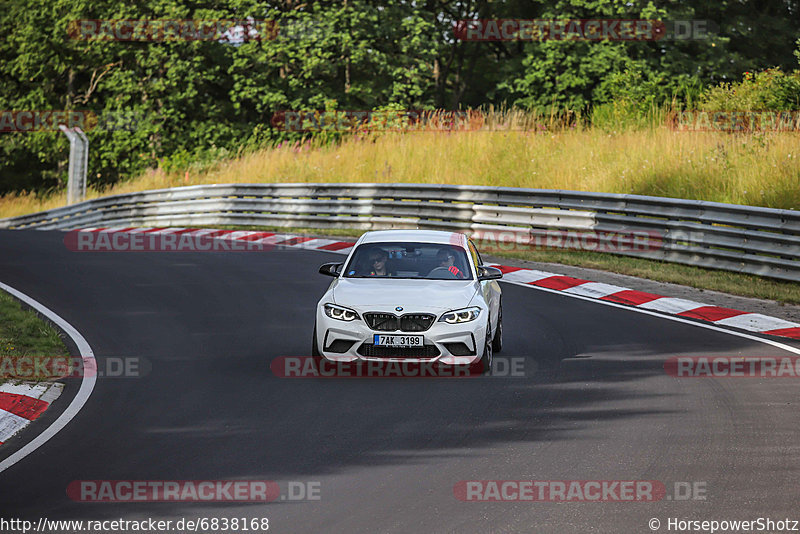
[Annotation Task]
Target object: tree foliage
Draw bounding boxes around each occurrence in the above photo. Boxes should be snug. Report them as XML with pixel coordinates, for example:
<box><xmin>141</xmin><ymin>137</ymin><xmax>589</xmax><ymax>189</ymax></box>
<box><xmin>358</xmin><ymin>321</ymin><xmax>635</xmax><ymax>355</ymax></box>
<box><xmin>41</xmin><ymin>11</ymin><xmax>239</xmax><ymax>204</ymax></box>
<box><xmin>1</xmin><ymin>0</ymin><xmax>798</xmax><ymax>194</ymax></box>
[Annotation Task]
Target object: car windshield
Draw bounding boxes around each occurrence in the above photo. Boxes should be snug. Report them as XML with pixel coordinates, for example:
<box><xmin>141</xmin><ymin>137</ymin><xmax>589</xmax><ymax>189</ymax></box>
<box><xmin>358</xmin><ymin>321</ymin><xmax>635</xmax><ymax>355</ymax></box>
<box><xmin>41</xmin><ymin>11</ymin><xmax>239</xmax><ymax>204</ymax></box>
<box><xmin>343</xmin><ymin>242</ymin><xmax>473</xmax><ymax>280</ymax></box>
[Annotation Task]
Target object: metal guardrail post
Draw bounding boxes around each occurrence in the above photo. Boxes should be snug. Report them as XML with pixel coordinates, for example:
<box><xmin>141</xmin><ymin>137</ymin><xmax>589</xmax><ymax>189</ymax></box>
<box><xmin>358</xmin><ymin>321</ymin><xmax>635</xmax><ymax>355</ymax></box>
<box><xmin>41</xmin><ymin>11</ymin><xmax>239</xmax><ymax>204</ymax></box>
<box><xmin>76</xmin><ymin>128</ymin><xmax>89</xmax><ymax>201</ymax></box>
<box><xmin>59</xmin><ymin>125</ymin><xmax>88</xmax><ymax>205</ymax></box>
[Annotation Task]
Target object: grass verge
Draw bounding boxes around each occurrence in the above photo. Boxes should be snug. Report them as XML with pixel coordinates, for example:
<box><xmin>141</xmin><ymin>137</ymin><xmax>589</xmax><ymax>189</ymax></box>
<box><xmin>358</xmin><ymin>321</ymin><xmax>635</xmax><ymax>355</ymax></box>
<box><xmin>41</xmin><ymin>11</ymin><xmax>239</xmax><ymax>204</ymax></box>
<box><xmin>0</xmin><ymin>289</ymin><xmax>70</xmax><ymax>383</ymax></box>
<box><xmin>1</xmin><ymin>122</ymin><xmax>800</xmax><ymax>219</ymax></box>
<box><xmin>205</xmin><ymin>225</ymin><xmax>800</xmax><ymax>304</ymax></box>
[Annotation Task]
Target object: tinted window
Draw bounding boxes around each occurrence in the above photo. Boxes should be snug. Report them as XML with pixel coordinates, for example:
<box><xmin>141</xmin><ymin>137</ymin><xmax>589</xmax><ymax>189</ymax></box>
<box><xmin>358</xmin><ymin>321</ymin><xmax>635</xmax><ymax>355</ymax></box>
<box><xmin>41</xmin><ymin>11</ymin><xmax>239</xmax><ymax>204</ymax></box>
<box><xmin>344</xmin><ymin>242</ymin><xmax>473</xmax><ymax>280</ymax></box>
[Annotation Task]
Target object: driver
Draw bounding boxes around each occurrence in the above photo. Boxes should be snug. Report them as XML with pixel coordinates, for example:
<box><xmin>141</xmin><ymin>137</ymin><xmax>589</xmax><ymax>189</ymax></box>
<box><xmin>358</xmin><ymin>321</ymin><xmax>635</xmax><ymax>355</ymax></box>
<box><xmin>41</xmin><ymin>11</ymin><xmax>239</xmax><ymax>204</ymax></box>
<box><xmin>435</xmin><ymin>248</ymin><xmax>465</xmax><ymax>278</ymax></box>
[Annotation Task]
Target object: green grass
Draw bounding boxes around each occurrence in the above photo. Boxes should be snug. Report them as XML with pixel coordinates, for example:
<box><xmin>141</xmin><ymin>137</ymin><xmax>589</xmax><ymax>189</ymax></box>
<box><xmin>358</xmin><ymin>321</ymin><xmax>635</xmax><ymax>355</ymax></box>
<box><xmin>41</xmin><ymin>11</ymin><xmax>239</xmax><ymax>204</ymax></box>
<box><xmin>205</xmin><ymin>225</ymin><xmax>800</xmax><ymax>304</ymax></box>
<box><xmin>492</xmin><ymin>248</ymin><xmax>800</xmax><ymax>305</ymax></box>
<box><xmin>0</xmin><ymin>289</ymin><xmax>71</xmax><ymax>383</ymax></box>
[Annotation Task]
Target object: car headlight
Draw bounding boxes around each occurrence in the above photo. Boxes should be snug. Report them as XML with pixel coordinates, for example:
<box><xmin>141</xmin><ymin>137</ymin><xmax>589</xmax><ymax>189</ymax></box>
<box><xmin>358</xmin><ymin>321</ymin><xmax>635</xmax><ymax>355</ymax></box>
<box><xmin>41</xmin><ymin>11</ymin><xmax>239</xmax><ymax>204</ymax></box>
<box><xmin>323</xmin><ymin>303</ymin><xmax>360</xmax><ymax>321</ymax></box>
<box><xmin>439</xmin><ymin>306</ymin><xmax>481</xmax><ymax>324</ymax></box>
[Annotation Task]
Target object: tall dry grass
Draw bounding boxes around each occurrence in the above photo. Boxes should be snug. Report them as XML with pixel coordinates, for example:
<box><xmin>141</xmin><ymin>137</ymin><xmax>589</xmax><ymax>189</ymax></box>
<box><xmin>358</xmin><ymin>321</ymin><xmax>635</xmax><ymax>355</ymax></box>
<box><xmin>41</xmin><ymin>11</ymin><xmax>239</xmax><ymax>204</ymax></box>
<box><xmin>1</xmin><ymin>110</ymin><xmax>799</xmax><ymax>219</ymax></box>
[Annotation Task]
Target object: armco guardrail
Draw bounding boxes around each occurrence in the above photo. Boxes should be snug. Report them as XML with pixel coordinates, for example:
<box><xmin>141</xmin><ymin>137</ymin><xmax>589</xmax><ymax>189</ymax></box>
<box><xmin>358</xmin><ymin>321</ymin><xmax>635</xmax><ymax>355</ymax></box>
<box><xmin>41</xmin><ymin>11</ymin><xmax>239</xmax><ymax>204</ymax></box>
<box><xmin>0</xmin><ymin>183</ymin><xmax>798</xmax><ymax>281</ymax></box>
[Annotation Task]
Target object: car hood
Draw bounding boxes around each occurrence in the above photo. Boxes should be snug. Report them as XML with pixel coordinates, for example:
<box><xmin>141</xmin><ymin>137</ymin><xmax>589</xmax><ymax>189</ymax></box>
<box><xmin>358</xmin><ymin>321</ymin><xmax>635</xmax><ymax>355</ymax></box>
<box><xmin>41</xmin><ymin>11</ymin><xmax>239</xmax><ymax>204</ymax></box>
<box><xmin>332</xmin><ymin>278</ymin><xmax>479</xmax><ymax>313</ymax></box>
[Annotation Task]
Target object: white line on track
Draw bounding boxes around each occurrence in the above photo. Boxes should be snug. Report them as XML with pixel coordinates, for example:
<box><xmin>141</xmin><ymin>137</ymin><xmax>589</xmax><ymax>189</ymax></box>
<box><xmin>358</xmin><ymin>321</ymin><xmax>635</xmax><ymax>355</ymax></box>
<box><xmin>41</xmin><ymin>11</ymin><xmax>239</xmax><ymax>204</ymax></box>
<box><xmin>0</xmin><ymin>281</ymin><xmax>96</xmax><ymax>474</ymax></box>
<box><xmin>501</xmin><ymin>280</ymin><xmax>800</xmax><ymax>356</ymax></box>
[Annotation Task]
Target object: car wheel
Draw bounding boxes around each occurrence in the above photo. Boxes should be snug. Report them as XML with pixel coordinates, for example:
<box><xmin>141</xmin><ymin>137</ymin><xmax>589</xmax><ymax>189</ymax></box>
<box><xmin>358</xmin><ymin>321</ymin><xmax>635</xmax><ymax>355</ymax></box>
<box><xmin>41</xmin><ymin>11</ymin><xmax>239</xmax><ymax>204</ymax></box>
<box><xmin>491</xmin><ymin>303</ymin><xmax>503</xmax><ymax>353</ymax></box>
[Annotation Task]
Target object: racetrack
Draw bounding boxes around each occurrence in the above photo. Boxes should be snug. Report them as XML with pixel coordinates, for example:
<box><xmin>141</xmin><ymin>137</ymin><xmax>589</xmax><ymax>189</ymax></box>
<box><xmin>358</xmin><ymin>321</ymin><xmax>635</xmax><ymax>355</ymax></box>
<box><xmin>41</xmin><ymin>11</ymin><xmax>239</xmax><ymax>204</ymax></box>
<box><xmin>2</xmin><ymin>229</ymin><xmax>800</xmax><ymax>533</ymax></box>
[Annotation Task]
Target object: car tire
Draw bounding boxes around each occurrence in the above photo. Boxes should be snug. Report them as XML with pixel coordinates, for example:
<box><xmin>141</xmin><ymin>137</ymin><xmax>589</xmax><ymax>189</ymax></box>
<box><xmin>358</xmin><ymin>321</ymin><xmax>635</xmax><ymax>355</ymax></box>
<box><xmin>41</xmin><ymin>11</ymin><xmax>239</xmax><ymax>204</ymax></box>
<box><xmin>491</xmin><ymin>303</ymin><xmax>503</xmax><ymax>353</ymax></box>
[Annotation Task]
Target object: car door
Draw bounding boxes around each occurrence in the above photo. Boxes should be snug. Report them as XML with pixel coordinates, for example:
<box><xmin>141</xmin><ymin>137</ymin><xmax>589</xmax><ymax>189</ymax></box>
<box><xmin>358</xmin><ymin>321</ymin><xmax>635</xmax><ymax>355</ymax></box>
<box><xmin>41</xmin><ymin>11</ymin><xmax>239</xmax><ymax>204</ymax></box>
<box><xmin>468</xmin><ymin>239</ymin><xmax>501</xmax><ymax>330</ymax></box>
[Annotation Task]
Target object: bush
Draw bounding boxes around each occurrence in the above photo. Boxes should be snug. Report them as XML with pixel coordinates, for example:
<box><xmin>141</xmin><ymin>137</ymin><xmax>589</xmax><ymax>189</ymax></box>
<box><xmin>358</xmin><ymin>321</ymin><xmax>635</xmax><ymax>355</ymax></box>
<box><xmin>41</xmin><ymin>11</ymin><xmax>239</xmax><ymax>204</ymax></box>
<box><xmin>590</xmin><ymin>69</ymin><xmax>703</xmax><ymax>131</ymax></box>
<box><xmin>700</xmin><ymin>68</ymin><xmax>800</xmax><ymax>111</ymax></box>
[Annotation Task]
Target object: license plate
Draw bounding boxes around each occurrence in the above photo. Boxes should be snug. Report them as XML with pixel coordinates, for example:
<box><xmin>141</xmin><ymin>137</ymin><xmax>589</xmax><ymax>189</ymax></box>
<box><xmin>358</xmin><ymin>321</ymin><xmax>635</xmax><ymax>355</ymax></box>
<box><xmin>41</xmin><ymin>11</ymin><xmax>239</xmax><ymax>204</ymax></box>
<box><xmin>373</xmin><ymin>334</ymin><xmax>423</xmax><ymax>347</ymax></box>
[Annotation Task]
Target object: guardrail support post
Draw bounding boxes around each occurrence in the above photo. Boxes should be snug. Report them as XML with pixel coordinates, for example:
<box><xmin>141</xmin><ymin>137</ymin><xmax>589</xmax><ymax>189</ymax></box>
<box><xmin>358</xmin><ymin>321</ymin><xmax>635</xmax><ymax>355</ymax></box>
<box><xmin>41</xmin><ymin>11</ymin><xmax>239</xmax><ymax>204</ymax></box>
<box><xmin>59</xmin><ymin>125</ymin><xmax>89</xmax><ymax>205</ymax></box>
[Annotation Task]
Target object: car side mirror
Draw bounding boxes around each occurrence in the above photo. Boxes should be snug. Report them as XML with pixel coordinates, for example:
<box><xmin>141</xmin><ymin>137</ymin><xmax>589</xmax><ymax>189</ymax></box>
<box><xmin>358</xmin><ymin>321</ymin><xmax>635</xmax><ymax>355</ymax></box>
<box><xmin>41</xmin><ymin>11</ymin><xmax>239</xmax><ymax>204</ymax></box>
<box><xmin>477</xmin><ymin>266</ymin><xmax>503</xmax><ymax>281</ymax></box>
<box><xmin>319</xmin><ymin>262</ymin><xmax>343</xmax><ymax>277</ymax></box>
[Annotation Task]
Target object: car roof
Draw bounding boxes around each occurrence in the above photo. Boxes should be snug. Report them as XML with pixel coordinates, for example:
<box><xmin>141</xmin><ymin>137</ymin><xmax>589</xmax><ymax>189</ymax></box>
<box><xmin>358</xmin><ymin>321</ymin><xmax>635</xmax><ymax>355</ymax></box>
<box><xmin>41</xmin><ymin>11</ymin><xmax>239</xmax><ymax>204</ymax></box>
<box><xmin>357</xmin><ymin>229</ymin><xmax>468</xmax><ymax>247</ymax></box>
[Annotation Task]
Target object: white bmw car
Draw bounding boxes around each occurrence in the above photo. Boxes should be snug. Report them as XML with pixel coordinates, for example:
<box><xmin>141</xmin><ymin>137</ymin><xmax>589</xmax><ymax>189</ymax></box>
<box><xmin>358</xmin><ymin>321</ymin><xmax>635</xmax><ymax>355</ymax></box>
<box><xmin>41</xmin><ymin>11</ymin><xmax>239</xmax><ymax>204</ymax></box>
<box><xmin>312</xmin><ymin>230</ymin><xmax>503</xmax><ymax>372</ymax></box>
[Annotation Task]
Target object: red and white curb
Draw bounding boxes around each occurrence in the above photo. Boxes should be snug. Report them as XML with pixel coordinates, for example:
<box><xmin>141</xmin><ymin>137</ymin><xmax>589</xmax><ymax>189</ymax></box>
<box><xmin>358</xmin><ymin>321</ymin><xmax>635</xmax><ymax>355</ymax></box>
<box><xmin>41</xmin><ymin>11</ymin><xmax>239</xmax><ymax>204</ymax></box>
<box><xmin>0</xmin><ymin>280</ymin><xmax>95</xmax><ymax>474</ymax></box>
<box><xmin>487</xmin><ymin>265</ymin><xmax>800</xmax><ymax>341</ymax></box>
<box><xmin>0</xmin><ymin>382</ymin><xmax>62</xmax><ymax>445</ymax></box>
<box><xmin>73</xmin><ymin>227</ymin><xmax>800</xmax><ymax>342</ymax></box>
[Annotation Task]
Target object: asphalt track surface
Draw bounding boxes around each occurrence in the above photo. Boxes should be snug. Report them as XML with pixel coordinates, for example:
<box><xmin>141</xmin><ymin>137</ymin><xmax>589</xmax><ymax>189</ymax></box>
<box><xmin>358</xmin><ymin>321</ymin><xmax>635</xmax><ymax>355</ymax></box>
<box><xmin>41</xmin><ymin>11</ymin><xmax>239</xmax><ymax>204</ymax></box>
<box><xmin>2</xmin><ymin>230</ymin><xmax>800</xmax><ymax>534</ymax></box>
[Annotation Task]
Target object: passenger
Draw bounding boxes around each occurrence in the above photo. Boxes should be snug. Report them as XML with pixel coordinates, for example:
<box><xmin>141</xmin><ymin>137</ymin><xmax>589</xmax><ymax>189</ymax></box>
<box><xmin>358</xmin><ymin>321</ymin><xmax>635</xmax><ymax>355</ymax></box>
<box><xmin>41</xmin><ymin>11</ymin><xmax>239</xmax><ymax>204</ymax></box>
<box><xmin>367</xmin><ymin>249</ymin><xmax>392</xmax><ymax>276</ymax></box>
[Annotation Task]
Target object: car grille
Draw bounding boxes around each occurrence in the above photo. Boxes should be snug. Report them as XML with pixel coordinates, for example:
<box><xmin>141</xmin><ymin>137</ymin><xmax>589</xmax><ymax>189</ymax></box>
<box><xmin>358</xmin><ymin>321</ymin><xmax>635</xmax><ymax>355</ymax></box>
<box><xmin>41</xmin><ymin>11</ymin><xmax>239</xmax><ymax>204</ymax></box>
<box><xmin>324</xmin><ymin>340</ymin><xmax>356</xmax><ymax>353</ymax></box>
<box><xmin>400</xmin><ymin>314</ymin><xmax>436</xmax><ymax>332</ymax></box>
<box><xmin>364</xmin><ymin>312</ymin><xmax>436</xmax><ymax>332</ymax></box>
<box><xmin>364</xmin><ymin>313</ymin><xmax>399</xmax><ymax>331</ymax></box>
<box><xmin>357</xmin><ymin>343</ymin><xmax>440</xmax><ymax>359</ymax></box>
<box><xmin>443</xmin><ymin>342</ymin><xmax>475</xmax><ymax>356</ymax></box>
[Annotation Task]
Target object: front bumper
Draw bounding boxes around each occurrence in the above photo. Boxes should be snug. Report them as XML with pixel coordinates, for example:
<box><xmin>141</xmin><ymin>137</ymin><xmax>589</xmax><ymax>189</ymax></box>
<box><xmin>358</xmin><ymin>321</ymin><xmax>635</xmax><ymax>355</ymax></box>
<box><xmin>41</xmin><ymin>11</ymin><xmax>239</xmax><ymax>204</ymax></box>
<box><xmin>315</xmin><ymin>308</ymin><xmax>488</xmax><ymax>365</ymax></box>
